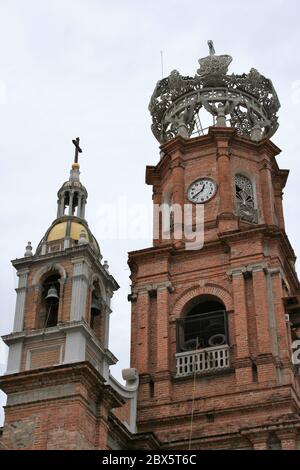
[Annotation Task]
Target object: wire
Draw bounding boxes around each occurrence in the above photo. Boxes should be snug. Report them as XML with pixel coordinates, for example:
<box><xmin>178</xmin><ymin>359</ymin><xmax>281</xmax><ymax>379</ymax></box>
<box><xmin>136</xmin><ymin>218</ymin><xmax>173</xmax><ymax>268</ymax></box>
<box><xmin>43</xmin><ymin>304</ymin><xmax>53</xmax><ymax>330</ymax></box>
<box><xmin>188</xmin><ymin>339</ymin><xmax>198</xmax><ymax>450</ymax></box>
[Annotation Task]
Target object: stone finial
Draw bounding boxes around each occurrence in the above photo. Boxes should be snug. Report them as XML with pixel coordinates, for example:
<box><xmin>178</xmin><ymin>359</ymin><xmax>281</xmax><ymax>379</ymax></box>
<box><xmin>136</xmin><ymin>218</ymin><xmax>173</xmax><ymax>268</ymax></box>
<box><xmin>24</xmin><ymin>242</ymin><xmax>33</xmax><ymax>257</ymax></box>
<box><xmin>103</xmin><ymin>260</ymin><xmax>109</xmax><ymax>272</ymax></box>
<box><xmin>78</xmin><ymin>229</ymin><xmax>88</xmax><ymax>245</ymax></box>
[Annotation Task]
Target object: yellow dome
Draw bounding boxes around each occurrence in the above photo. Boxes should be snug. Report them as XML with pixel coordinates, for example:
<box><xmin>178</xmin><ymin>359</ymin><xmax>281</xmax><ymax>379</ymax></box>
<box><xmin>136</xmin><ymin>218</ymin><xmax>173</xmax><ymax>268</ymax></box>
<box><xmin>47</xmin><ymin>222</ymin><xmax>67</xmax><ymax>242</ymax></box>
<box><xmin>42</xmin><ymin>218</ymin><xmax>100</xmax><ymax>256</ymax></box>
<box><xmin>47</xmin><ymin>221</ymin><xmax>89</xmax><ymax>242</ymax></box>
<box><xmin>70</xmin><ymin>222</ymin><xmax>89</xmax><ymax>241</ymax></box>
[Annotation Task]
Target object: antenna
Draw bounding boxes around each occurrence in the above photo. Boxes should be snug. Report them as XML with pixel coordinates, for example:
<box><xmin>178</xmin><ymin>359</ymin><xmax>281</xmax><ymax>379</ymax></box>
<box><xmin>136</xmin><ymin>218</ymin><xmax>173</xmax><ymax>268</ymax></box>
<box><xmin>160</xmin><ymin>50</ymin><xmax>164</xmax><ymax>78</ymax></box>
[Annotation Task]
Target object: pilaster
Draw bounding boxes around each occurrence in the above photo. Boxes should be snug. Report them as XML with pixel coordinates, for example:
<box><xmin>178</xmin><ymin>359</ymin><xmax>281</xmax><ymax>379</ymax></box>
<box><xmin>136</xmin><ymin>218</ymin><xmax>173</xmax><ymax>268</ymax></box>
<box><xmin>13</xmin><ymin>269</ymin><xmax>29</xmax><ymax>332</ymax></box>
<box><xmin>70</xmin><ymin>257</ymin><xmax>90</xmax><ymax>321</ymax></box>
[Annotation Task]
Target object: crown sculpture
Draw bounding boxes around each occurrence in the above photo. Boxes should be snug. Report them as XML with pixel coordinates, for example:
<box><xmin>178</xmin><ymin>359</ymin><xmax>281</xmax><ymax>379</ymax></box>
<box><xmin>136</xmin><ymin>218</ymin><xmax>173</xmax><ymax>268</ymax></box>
<box><xmin>149</xmin><ymin>40</ymin><xmax>280</xmax><ymax>143</ymax></box>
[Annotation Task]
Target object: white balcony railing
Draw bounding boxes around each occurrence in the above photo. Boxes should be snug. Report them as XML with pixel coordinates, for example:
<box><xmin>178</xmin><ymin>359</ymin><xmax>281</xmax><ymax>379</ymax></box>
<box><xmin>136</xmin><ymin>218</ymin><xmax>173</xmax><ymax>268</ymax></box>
<box><xmin>175</xmin><ymin>344</ymin><xmax>230</xmax><ymax>378</ymax></box>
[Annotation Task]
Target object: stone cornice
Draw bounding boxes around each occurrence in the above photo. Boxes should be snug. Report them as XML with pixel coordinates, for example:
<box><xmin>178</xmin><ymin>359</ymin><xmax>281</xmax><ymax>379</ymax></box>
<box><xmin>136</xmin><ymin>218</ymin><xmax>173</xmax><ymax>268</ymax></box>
<box><xmin>2</xmin><ymin>320</ymin><xmax>118</xmax><ymax>366</ymax></box>
<box><xmin>12</xmin><ymin>244</ymin><xmax>119</xmax><ymax>292</ymax></box>
<box><xmin>129</xmin><ymin>281</ymin><xmax>175</xmax><ymax>300</ymax></box>
<box><xmin>146</xmin><ymin>130</ymin><xmax>282</xmax><ymax>188</ymax></box>
<box><xmin>158</xmin><ymin>128</ymin><xmax>281</xmax><ymax>159</ymax></box>
<box><xmin>0</xmin><ymin>361</ymin><xmax>124</xmax><ymax>409</ymax></box>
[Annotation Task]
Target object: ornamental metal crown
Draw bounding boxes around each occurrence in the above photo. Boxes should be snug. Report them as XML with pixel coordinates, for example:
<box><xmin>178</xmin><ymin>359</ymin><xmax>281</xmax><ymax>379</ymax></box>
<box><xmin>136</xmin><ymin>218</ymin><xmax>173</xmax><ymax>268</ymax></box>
<box><xmin>149</xmin><ymin>41</ymin><xmax>280</xmax><ymax>144</ymax></box>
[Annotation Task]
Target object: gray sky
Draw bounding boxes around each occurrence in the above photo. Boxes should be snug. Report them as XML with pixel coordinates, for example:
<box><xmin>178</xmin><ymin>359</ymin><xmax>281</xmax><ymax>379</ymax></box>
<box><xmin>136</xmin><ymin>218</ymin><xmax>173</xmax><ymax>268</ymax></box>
<box><xmin>0</xmin><ymin>0</ymin><xmax>300</xmax><ymax>426</ymax></box>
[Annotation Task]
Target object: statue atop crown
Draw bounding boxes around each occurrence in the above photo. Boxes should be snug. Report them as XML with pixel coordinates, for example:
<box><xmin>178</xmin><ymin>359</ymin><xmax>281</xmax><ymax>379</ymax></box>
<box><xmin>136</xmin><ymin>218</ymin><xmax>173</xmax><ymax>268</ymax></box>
<box><xmin>197</xmin><ymin>40</ymin><xmax>232</xmax><ymax>86</ymax></box>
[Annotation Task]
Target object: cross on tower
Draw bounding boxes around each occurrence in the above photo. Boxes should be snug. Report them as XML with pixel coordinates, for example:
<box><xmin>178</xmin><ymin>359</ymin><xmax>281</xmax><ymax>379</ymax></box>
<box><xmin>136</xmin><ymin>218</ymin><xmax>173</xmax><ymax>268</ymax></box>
<box><xmin>72</xmin><ymin>137</ymin><xmax>82</xmax><ymax>164</ymax></box>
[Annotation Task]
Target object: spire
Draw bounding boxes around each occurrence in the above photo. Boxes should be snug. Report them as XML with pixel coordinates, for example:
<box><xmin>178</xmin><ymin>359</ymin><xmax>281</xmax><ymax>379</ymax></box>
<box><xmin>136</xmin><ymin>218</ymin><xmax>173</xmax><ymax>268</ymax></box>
<box><xmin>56</xmin><ymin>138</ymin><xmax>88</xmax><ymax>219</ymax></box>
<box><xmin>35</xmin><ymin>137</ymin><xmax>102</xmax><ymax>258</ymax></box>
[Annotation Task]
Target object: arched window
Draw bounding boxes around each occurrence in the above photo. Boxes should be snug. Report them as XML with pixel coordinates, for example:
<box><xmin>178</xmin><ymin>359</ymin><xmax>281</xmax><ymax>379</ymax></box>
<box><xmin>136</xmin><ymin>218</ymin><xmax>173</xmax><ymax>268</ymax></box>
<box><xmin>235</xmin><ymin>174</ymin><xmax>258</xmax><ymax>224</ymax></box>
<box><xmin>38</xmin><ymin>273</ymin><xmax>60</xmax><ymax>328</ymax></box>
<box><xmin>177</xmin><ymin>296</ymin><xmax>228</xmax><ymax>352</ymax></box>
<box><xmin>90</xmin><ymin>281</ymin><xmax>102</xmax><ymax>336</ymax></box>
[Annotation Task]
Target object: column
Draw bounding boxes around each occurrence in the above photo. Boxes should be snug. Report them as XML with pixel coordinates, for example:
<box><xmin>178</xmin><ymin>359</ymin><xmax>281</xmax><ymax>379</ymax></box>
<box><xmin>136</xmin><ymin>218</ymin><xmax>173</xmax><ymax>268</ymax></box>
<box><xmin>231</xmin><ymin>268</ymin><xmax>252</xmax><ymax>384</ymax></box>
<box><xmin>252</xmin><ymin>266</ymin><xmax>273</xmax><ymax>355</ymax></box>
<box><xmin>130</xmin><ymin>294</ymin><xmax>138</xmax><ymax>368</ymax></box>
<box><xmin>252</xmin><ymin>265</ymin><xmax>277</xmax><ymax>382</ymax></box>
<box><xmin>136</xmin><ymin>289</ymin><xmax>150</xmax><ymax>374</ymax></box>
<box><xmin>57</xmin><ymin>278</ymin><xmax>66</xmax><ymax>323</ymax></box>
<box><xmin>217</xmin><ymin>148</ymin><xmax>232</xmax><ymax>215</ymax></box>
<box><xmin>77</xmin><ymin>196</ymin><xmax>82</xmax><ymax>218</ymax></box>
<box><xmin>57</xmin><ymin>196</ymin><xmax>65</xmax><ymax>218</ymax></box>
<box><xmin>103</xmin><ymin>304</ymin><xmax>111</xmax><ymax>349</ymax></box>
<box><xmin>81</xmin><ymin>199</ymin><xmax>86</xmax><ymax>219</ymax></box>
<box><xmin>155</xmin><ymin>285</ymin><xmax>171</xmax><ymax>399</ymax></box>
<box><xmin>70</xmin><ymin>258</ymin><xmax>89</xmax><ymax>321</ymax></box>
<box><xmin>259</xmin><ymin>161</ymin><xmax>275</xmax><ymax>225</ymax></box>
<box><xmin>13</xmin><ymin>269</ymin><xmax>29</xmax><ymax>332</ymax></box>
<box><xmin>57</xmin><ymin>199</ymin><xmax>60</xmax><ymax>218</ymax></box>
<box><xmin>6</xmin><ymin>341</ymin><xmax>23</xmax><ymax>374</ymax></box>
<box><xmin>171</xmin><ymin>154</ymin><xmax>184</xmax><ymax>208</ymax></box>
<box><xmin>270</xmin><ymin>269</ymin><xmax>290</xmax><ymax>361</ymax></box>
<box><xmin>152</xmin><ymin>186</ymin><xmax>162</xmax><ymax>245</ymax></box>
<box><xmin>171</xmin><ymin>153</ymin><xmax>184</xmax><ymax>247</ymax></box>
<box><xmin>276</xmin><ymin>430</ymin><xmax>298</xmax><ymax>450</ymax></box>
<box><xmin>248</xmin><ymin>433</ymin><xmax>269</xmax><ymax>450</ymax></box>
<box><xmin>274</xmin><ymin>182</ymin><xmax>285</xmax><ymax>229</ymax></box>
<box><xmin>156</xmin><ymin>286</ymin><xmax>169</xmax><ymax>371</ymax></box>
<box><xmin>64</xmin><ymin>329</ymin><xmax>86</xmax><ymax>363</ymax></box>
<box><xmin>68</xmin><ymin>192</ymin><xmax>74</xmax><ymax>216</ymax></box>
<box><xmin>231</xmin><ymin>269</ymin><xmax>250</xmax><ymax>358</ymax></box>
<box><xmin>215</xmin><ymin>138</ymin><xmax>237</xmax><ymax>233</ymax></box>
<box><xmin>97</xmin><ymin>402</ymin><xmax>109</xmax><ymax>450</ymax></box>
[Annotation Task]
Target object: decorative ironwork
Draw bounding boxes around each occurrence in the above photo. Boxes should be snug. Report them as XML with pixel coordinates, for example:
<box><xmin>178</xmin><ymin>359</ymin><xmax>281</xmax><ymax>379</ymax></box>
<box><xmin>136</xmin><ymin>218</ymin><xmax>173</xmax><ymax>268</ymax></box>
<box><xmin>176</xmin><ymin>345</ymin><xmax>230</xmax><ymax>377</ymax></box>
<box><xmin>149</xmin><ymin>41</ymin><xmax>280</xmax><ymax>143</ymax></box>
<box><xmin>235</xmin><ymin>174</ymin><xmax>258</xmax><ymax>224</ymax></box>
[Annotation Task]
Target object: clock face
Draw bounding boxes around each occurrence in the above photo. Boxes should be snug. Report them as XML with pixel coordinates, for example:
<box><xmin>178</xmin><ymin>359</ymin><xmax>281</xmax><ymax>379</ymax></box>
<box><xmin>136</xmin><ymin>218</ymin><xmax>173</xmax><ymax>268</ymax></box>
<box><xmin>187</xmin><ymin>178</ymin><xmax>217</xmax><ymax>203</ymax></box>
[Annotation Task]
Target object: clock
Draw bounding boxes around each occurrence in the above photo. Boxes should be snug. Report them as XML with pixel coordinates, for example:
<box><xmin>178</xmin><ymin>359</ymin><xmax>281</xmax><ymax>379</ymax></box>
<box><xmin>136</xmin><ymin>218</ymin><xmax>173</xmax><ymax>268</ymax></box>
<box><xmin>187</xmin><ymin>178</ymin><xmax>217</xmax><ymax>203</ymax></box>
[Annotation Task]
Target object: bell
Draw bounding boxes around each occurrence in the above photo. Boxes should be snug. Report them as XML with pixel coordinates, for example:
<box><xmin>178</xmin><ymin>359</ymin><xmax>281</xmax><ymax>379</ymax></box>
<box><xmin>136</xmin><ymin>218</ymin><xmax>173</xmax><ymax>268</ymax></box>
<box><xmin>91</xmin><ymin>296</ymin><xmax>101</xmax><ymax>315</ymax></box>
<box><xmin>45</xmin><ymin>286</ymin><xmax>59</xmax><ymax>301</ymax></box>
<box><xmin>208</xmin><ymin>333</ymin><xmax>226</xmax><ymax>347</ymax></box>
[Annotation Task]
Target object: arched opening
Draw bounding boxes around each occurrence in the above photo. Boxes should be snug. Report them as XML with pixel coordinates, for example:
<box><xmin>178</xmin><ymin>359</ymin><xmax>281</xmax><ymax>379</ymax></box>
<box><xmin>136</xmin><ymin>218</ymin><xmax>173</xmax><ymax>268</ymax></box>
<box><xmin>62</xmin><ymin>191</ymin><xmax>79</xmax><ymax>216</ymax></box>
<box><xmin>38</xmin><ymin>273</ymin><xmax>60</xmax><ymax>328</ymax></box>
<box><xmin>72</xmin><ymin>192</ymin><xmax>79</xmax><ymax>216</ymax></box>
<box><xmin>177</xmin><ymin>295</ymin><xmax>228</xmax><ymax>352</ymax></box>
<box><xmin>63</xmin><ymin>191</ymin><xmax>69</xmax><ymax>215</ymax></box>
<box><xmin>90</xmin><ymin>281</ymin><xmax>102</xmax><ymax>337</ymax></box>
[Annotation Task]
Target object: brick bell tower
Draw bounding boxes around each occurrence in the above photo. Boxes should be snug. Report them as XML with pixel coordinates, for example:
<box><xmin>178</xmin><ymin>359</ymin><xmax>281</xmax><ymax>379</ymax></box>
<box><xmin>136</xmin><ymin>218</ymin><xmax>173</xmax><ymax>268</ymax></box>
<box><xmin>0</xmin><ymin>139</ymin><xmax>126</xmax><ymax>450</ymax></box>
<box><xmin>128</xmin><ymin>42</ymin><xmax>300</xmax><ymax>450</ymax></box>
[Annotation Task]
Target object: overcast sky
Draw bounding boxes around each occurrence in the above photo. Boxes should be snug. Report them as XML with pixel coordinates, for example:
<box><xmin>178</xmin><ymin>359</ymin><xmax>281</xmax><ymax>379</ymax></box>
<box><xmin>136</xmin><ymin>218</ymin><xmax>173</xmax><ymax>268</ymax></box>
<box><xmin>0</xmin><ymin>0</ymin><xmax>300</xmax><ymax>426</ymax></box>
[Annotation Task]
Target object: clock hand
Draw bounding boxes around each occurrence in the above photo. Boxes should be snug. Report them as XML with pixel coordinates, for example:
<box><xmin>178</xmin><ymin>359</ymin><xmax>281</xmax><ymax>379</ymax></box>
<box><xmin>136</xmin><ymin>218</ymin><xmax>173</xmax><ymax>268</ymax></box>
<box><xmin>192</xmin><ymin>184</ymin><xmax>205</xmax><ymax>199</ymax></box>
